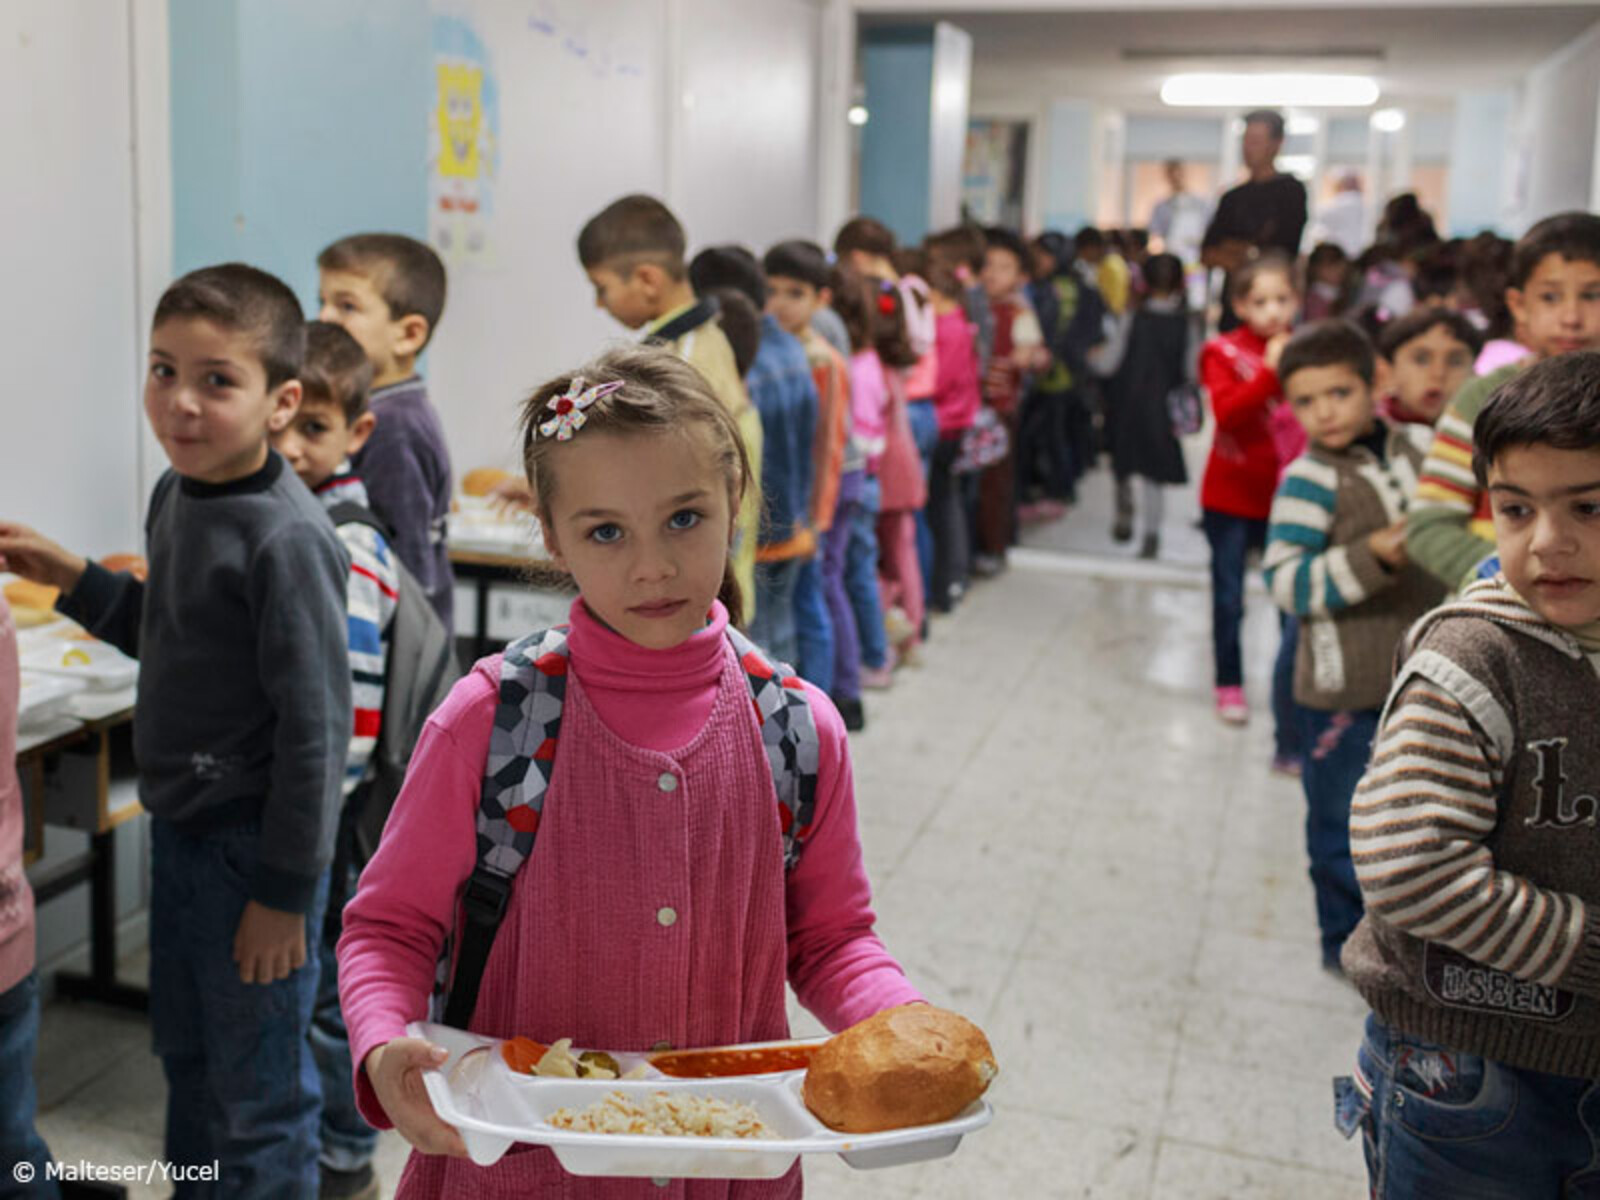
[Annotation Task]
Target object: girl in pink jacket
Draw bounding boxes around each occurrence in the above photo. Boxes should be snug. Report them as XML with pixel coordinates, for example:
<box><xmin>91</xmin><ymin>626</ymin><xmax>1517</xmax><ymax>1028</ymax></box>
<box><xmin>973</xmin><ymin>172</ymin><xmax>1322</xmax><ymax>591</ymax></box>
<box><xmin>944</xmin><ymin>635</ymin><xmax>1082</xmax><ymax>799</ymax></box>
<box><xmin>337</xmin><ymin>345</ymin><xmax>924</xmax><ymax>1198</ymax></box>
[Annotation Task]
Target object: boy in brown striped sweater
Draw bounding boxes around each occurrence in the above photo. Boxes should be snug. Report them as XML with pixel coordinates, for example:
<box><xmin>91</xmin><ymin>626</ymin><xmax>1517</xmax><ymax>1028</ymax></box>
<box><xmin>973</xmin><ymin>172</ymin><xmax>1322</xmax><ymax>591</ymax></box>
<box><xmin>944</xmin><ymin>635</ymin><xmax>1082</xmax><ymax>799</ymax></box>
<box><xmin>1337</xmin><ymin>352</ymin><xmax>1600</xmax><ymax>1195</ymax></box>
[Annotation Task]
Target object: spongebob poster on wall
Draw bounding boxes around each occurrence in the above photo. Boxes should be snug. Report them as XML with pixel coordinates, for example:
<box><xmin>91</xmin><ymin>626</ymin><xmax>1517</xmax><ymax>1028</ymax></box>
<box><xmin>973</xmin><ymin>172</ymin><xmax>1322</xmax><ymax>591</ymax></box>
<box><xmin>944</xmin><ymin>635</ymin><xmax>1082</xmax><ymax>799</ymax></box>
<box><xmin>429</xmin><ymin>15</ymin><xmax>499</xmax><ymax>265</ymax></box>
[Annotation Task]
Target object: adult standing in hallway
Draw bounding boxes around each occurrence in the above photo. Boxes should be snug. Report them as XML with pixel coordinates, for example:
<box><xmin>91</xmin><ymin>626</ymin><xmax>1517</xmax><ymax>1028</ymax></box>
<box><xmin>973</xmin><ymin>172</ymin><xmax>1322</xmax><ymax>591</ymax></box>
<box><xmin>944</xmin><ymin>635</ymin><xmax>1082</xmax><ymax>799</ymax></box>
<box><xmin>1201</xmin><ymin>110</ymin><xmax>1308</xmax><ymax>331</ymax></box>
<box><xmin>1149</xmin><ymin>158</ymin><xmax>1212</xmax><ymax>275</ymax></box>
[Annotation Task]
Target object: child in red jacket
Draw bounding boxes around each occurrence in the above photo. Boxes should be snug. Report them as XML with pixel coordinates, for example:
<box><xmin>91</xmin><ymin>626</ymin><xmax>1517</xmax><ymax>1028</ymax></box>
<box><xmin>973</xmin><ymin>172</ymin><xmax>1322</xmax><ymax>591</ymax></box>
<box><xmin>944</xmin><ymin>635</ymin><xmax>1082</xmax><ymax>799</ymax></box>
<box><xmin>1199</xmin><ymin>254</ymin><xmax>1297</xmax><ymax>725</ymax></box>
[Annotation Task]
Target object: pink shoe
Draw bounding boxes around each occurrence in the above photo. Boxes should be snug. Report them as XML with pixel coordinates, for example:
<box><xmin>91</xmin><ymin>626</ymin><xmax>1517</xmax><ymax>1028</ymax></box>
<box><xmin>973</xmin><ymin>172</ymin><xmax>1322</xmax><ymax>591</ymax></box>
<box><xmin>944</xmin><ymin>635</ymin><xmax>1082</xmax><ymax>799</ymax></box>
<box><xmin>1215</xmin><ymin>685</ymin><xmax>1248</xmax><ymax>726</ymax></box>
<box><xmin>860</xmin><ymin>663</ymin><xmax>895</xmax><ymax>690</ymax></box>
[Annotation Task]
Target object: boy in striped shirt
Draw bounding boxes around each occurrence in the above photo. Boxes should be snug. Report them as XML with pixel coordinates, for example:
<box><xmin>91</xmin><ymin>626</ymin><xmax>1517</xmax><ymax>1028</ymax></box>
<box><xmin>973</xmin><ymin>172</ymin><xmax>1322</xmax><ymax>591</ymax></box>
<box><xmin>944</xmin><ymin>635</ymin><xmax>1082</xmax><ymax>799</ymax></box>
<box><xmin>1262</xmin><ymin>320</ymin><xmax>1446</xmax><ymax>973</ymax></box>
<box><xmin>1338</xmin><ymin>353</ymin><xmax>1600</xmax><ymax>1194</ymax></box>
<box><xmin>1408</xmin><ymin>212</ymin><xmax>1600</xmax><ymax>593</ymax></box>
<box><xmin>272</xmin><ymin>321</ymin><xmax>397</xmax><ymax>1200</ymax></box>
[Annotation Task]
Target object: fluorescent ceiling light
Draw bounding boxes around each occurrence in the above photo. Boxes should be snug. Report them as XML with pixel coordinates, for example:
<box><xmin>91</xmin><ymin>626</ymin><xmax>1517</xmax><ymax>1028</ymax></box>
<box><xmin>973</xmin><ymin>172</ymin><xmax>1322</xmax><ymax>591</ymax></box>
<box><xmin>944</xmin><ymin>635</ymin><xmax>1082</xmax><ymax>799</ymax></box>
<box><xmin>1370</xmin><ymin>107</ymin><xmax>1406</xmax><ymax>133</ymax></box>
<box><xmin>847</xmin><ymin>104</ymin><xmax>869</xmax><ymax>127</ymax></box>
<box><xmin>1161</xmin><ymin>73</ymin><xmax>1380</xmax><ymax>108</ymax></box>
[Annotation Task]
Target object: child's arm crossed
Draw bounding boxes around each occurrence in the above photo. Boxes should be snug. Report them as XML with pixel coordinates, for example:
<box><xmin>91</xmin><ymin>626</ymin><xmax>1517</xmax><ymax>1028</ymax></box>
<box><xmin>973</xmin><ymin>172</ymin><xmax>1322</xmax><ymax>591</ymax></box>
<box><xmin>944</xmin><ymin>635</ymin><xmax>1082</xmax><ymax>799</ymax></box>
<box><xmin>1199</xmin><ymin>339</ymin><xmax>1280</xmax><ymax>433</ymax></box>
<box><xmin>1407</xmin><ymin>385</ymin><xmax>1498</xmax><ymax>589</ymax></box>
<box><xmin>1352</xmin><ymin>673</ymin><xmax>1600</xmax><ymax>996</ymax></box>
<box><xmin>1263</xmin><ymin>461</ymin><xmax>1403</xmax><ymax>618</ymax></box>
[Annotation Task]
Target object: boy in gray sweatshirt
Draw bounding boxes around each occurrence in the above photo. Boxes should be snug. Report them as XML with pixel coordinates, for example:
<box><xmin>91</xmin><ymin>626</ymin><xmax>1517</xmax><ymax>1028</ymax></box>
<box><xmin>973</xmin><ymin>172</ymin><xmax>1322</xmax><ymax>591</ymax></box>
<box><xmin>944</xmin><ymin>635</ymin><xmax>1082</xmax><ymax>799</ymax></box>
<box><xmin>1337</xmin><ymin>352</ymin><xmax>1600</xmax><ymax>1194</ymax></box>
<box><xmin>0</xmin><ymin>264</ymin><xmax>350</xmax><ymax>1196</ymax></box>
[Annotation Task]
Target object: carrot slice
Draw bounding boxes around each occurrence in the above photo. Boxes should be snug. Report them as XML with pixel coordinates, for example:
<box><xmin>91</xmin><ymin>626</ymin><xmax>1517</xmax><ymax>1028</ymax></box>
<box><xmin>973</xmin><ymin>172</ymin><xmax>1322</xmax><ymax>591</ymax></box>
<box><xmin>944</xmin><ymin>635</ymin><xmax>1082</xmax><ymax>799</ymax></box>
<box><xmin>501</xmin><ymin>1036</ymin><xmax>548</xmax><ymax>1074</ymax></box>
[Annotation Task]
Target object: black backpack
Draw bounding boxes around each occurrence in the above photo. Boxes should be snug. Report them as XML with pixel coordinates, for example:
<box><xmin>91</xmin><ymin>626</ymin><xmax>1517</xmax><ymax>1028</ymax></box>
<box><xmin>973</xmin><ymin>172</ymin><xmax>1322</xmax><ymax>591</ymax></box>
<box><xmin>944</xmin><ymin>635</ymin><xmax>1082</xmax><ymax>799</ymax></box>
<box><xmin>327</xmin><ymin>502</ymin><xmax>460</xmax><ymax>865</ymax></box>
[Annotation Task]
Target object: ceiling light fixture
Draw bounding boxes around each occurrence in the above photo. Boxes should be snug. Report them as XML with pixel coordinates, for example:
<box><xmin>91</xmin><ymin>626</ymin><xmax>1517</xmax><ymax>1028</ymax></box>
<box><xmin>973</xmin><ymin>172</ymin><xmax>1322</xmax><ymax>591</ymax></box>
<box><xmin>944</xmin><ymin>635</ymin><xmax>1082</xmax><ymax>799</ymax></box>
<box><xmin>1370</xmin><ymin>107</ymin><xmax>1406</xmax><ymax>133</ymax></box>
<box><xmin>1286</xmin><ymin>114</ymin><xmax>1320</xmax><ymax>136</ymax></box>
<box><xmin>847</xmin><ymin>104</ymin><xmax>869</xmax><ymax>127</ymax></box>
<box><xmin>1160</xmin><ymin>73</ymin><xmax>1380</xmax><ymax>109</ymax></box>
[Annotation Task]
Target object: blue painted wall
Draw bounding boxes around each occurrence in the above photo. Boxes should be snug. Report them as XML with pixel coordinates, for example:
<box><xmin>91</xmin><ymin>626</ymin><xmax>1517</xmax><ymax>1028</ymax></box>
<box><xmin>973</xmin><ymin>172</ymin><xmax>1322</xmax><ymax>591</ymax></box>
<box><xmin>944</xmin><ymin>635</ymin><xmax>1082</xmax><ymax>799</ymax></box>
<box><xmin>860</xmin><ymin>27</ymin><xmax>933</xmax><ymax>243</ymax></box>
<box><xmin>169</xmin><ymin>0</ymin><xmax>430</xmax><ymax>311</ymax></box>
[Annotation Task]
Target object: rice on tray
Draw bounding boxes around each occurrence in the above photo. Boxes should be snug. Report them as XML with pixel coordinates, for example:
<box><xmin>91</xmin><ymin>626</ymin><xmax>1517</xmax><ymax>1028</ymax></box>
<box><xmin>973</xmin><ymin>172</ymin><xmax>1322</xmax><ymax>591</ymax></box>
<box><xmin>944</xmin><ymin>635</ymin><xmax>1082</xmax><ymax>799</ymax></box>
<box><xmin>547</xmin><ymin>1090</ymin><xmax>778</xmax><ymax>1139</ymax></box>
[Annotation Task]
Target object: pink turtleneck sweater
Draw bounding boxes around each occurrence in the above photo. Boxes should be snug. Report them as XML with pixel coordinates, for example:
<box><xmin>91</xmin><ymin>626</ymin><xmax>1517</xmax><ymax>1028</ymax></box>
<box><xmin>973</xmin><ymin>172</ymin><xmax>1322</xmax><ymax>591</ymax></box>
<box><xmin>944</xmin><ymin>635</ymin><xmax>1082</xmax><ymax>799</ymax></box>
<box><xmin>338</xmin><ymin>598</ymin><xmax>921</xmax><ymax>1196</ymax></box>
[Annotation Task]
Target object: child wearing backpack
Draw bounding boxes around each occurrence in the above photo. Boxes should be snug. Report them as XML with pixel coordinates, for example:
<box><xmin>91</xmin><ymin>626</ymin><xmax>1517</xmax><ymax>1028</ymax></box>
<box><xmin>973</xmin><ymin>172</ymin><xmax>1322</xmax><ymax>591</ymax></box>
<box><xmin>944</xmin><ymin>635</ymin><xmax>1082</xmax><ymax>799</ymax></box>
<box><xmin>273</xmin><ymin>321</ymin><xmax>455</xmax><ymax>1200</ymax></box>
<box><xmin>336</xmin><ymin>344</ymin><xmax>925</xmax><ymax>1197</ymax></box>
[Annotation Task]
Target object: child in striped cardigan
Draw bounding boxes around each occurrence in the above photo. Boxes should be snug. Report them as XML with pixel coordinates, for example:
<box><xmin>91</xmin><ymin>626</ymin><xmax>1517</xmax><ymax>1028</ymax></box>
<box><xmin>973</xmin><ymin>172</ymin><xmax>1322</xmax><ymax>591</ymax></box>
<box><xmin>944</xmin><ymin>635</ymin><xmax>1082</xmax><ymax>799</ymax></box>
<box><xmin>1407</xmin><ymin>212</ymin><xmax>1600</xmax><ymax>593</ymax></box>
<box><xmin>1261</xmin><ymin>321</ymin><xmax>1445</xmax><ymax>973</ymax></box>
<box><xmin>1337</xmin><ymin>352</ymin><xmax>1600</xmax><ymax>1195</ymax></box>
<box><xmin>273</xmin><ymin>321</ymin><xmax>400</xmax><ymax>1200</ymax></box>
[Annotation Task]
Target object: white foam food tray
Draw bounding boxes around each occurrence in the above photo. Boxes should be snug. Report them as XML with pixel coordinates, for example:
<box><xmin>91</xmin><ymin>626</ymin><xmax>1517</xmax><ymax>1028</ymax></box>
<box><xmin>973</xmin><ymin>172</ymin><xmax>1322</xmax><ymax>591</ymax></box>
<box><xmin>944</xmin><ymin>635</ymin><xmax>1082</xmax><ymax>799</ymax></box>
<box><xmin>17</xmin><ymin>671</ymin><xmax>86</xmax><ymax>731</ymax></box>
<box><xmin>407</xmin><ymin>1020</ymin><xmax>992</xmax><ymax>1179</ymax></box>
<box><xmin>20</xmin><ymin>640</ymin><xmax>137</xmax><ymax>692</ymax></box>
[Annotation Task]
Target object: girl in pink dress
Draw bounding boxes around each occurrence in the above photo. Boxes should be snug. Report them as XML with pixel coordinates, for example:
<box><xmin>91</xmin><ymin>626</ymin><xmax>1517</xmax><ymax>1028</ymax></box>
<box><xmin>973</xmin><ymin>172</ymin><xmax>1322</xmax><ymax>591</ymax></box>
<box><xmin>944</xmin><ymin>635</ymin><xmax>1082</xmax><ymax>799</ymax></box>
<box><xmin>337</xmin><ymin>344</ymin><xmax>924</xmax><ymax>1199</ymax></box>
<box><xmin>868</xmin><ymin>279</ymin><xmax>929</xmax><ymax>662</ymax></box>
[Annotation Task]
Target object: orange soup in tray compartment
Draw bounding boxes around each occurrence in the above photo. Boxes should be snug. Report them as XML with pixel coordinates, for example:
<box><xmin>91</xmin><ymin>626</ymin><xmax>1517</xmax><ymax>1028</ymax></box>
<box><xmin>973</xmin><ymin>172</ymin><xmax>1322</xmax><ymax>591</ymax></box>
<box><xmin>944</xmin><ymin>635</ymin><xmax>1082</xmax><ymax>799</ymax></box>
<box><xmin>408</xmin><ymin>1020</ymin><xmax>993</xmax><ymax>1179</ymax></box>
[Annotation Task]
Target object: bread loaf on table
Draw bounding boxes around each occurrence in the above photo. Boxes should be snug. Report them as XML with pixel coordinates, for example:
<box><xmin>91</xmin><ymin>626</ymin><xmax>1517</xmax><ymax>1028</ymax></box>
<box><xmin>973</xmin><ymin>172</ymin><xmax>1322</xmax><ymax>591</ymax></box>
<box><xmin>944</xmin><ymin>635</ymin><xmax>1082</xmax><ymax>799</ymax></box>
<box><xmin>3</xmin><ymin>579</ymin><xmax>60</xmax><ymax>613</ymax></box>
<box><xmin>802</xmin><ymin>1004</ymin><xmax>997</xmax><ymax>1133</ymax></box>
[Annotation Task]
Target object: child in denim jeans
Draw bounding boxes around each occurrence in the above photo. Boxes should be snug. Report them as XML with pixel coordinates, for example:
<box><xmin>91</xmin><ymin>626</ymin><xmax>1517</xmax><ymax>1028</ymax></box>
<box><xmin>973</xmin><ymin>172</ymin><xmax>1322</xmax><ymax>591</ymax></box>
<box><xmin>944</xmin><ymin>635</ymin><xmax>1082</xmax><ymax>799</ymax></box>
<box><xmin>1338</xmin><ymin>353</ymin><xmax>1600</xmax><ymax>1195</ymax></box>
<box><xmin>830</xmin><ymin>265</ymin><xmax>894</xmax><ymax>693</ymax></box>
<box><xmin>1261</xmin><ymin>320</ymin><xmax>1443</xmax><ymax>973</ymax></box>
<box><xmin>0</xmin><ymin>265</ymin><xmax>350</xmax><ymax>1198</ymax></box>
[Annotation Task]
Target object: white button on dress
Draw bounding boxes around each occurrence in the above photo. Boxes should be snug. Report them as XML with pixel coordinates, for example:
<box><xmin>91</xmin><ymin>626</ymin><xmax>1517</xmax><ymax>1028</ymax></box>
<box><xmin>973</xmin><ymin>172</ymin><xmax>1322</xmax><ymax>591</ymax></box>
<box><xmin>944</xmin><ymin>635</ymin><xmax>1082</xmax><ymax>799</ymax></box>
<box><xmin>657</xmin><ymin>907</ymin><xmax>678</xmax><ymax>927</ymax></box>
<box><xmin>657</xmin><ymin>772</ymin><xmax>678</xmax><ymax>792</ymax></box>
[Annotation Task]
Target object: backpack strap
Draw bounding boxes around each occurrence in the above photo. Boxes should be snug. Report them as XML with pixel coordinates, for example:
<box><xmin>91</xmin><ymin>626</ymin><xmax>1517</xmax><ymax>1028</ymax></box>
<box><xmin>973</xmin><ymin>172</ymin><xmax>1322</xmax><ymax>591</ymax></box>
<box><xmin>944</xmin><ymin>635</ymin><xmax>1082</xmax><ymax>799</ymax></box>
<box><xmin>433</xmin><ymin>625</ymin><xmax>820</xmax><ymax>1027</ymax></box>
<box><xmin>326</xmin><ymin>499</ymin><xmax>394</xmax><ymax>542</ymax></box>
<box><xmin>724</xmin><ymin>626</ymin><xmax>819</xmax><ymax>867</ymax></box>
<box><xmin>435</xmin><ymin>626</ymin><xmax>571</xmax><ymax>1027</ymax></box>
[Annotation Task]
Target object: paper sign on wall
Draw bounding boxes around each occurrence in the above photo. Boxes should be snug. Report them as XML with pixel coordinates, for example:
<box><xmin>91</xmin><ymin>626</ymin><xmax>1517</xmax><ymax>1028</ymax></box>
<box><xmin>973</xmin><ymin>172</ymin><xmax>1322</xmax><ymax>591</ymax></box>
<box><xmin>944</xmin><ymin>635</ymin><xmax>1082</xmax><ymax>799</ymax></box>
<box><xmin>429</xmin><ymin>15</ymin><xmax>499</xmax><ymax>265</ymax></box>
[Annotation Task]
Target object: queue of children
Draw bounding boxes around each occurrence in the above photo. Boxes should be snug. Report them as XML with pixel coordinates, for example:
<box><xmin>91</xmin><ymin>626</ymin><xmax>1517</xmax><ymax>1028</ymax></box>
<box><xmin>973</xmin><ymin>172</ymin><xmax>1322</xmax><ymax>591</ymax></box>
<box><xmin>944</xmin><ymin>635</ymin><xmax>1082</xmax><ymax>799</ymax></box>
<box><xmin>0</xmin><ymin>195</ymin><xmax>1037</xmax><ymax>1198</ymax></box>
<box><xmin>1227</xmin><ymin>210</ymin><xmax>1600</xmax><ymax>1194</ymax></box>
<box><xmin>1004</xmin><ymin>192</ymin><xmax>1600</xmax><ymax>1194</ymax></box>
<box><xmin>5</xmin><ymin>157</ymin><xmax>1600</xmax><ymax>1200</ymax></box>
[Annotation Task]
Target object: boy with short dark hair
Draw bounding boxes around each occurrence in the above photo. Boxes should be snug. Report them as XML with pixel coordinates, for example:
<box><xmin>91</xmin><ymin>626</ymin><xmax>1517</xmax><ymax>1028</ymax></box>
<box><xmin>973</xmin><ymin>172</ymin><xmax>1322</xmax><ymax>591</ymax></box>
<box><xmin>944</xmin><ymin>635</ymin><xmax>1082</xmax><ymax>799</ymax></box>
<box><xmin>689</xmin><ymin>245</ymin><xmax>818</xmax><ymax>665</ymax></box>
<box><xmin>317</xmin><ymin>232</ymin><xmax>455</xmax><ymax>629</ymax></box>
<box><xmin>272</xmin><ymin>320</ymin><xmax>397</xmax><ymax>1200</ymax></box>
<box><xmin>1262</xmin><ymin>318</ymin><xmax>1446</xmax><ymax>971</ymax></box>
<box><xmin>577</xmin><ymin>195</ymin><xmax>763</xmax><ymax>618</ymax></box>
<box><xmin>765</xmin><ymin>239</ymin><xmax>853</xmax><ymax>706</ymax></box>
<box><xmin>1409</xmin><ymin>212</ymin><xmax>1600</xmax><ymax>590</ymax></box>
<box><xmin>1339</xmin><ymin>351</ymin><xmax>1600</xmax><ymax>1193</ymax></box>
<box><xmin>0</xmin><ymin>264</ymin><xmax>351</xmax><ymax>1195</ymax></box>
<box><xmin>1374</xmin><ymin>305</ymin><xmax>1482</xmax><ymax>428</ymax></box>
<box><xmin>832</xmin><ymin>215</ymin><xmax>898</xmax><ymax>277</ymax></box>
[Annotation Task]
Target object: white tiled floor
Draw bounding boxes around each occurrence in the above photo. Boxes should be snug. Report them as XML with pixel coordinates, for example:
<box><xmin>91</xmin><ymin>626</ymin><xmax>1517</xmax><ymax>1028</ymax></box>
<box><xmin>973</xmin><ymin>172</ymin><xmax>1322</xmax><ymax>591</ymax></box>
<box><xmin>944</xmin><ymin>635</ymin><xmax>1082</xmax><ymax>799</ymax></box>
<box><xmin>32</xmin><ymin>467</ymin><xmax>1370</xmax><ymax>1198</ymax></box>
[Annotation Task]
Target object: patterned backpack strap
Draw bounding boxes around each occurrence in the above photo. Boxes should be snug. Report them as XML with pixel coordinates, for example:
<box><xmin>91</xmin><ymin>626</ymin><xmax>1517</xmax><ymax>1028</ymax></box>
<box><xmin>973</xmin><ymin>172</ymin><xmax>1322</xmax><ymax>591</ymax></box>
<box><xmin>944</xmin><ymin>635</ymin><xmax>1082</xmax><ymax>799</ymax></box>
<box><xmin>433</xmin><ymin>626</ymin><xmax>571</xmax><ymax>1026</ymax></box>
<box><xmin>724</xmin><ymin>626</ymin><xmax>820</xmax><ymax>869</ymax></box>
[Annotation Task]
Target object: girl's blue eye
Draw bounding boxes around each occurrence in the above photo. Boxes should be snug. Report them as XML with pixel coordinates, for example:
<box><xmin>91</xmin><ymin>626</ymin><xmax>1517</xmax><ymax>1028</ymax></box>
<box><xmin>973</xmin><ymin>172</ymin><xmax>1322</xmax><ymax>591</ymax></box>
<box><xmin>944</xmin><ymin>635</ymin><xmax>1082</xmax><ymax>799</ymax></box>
<box><xmin>206</xmin><ymin>372</ymin><xmax>235</xmax><ymax>389</ymax></box>
<box><xmin>150</xmin><ymin>363</ymin><xmax>173</xmax><ymax>380</ymax></box>
<box><xmin>669</xmin><ymin>509</ymin><xmax>702</xmax><ymax>531</ymax></box>
<box><xmin>589</xmin><ymin>523</ymin><xmax>622</xmax><ymax>544</ymax></box>
<box><xmin>1576</xmin><ymin>502</ymin><xmax>1600</xmax><ymax>519</ymax></box>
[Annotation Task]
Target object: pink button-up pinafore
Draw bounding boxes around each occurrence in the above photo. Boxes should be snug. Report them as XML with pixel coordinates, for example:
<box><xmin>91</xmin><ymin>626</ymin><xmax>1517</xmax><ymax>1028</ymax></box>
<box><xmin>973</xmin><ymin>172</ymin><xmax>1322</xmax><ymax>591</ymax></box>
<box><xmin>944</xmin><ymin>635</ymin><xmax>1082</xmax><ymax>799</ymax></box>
<box><xmin>394</xmin><ymin>643</ymin><xmax>802</xmax><ymax>1199</ymax></box>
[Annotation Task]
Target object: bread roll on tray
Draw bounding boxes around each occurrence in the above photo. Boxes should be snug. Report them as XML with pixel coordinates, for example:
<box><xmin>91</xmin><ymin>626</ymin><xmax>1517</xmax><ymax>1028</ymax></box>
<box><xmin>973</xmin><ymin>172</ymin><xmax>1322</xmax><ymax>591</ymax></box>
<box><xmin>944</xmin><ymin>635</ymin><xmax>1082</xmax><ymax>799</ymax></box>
<box><xmin>802</xmin><ymin>1004</ymin><xmax>996</xmax><ymax>1133</ymax></box>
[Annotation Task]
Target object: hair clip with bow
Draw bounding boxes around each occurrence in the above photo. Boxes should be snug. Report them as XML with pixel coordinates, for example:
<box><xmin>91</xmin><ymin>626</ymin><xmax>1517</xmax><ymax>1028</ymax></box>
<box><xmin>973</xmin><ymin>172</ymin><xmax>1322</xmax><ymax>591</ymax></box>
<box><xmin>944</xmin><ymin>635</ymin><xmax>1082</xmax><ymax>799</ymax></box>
<box><xmin>539</xmin><ymin>377</ymin><xmax>624</xmax><ymax>441</ymax></box>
